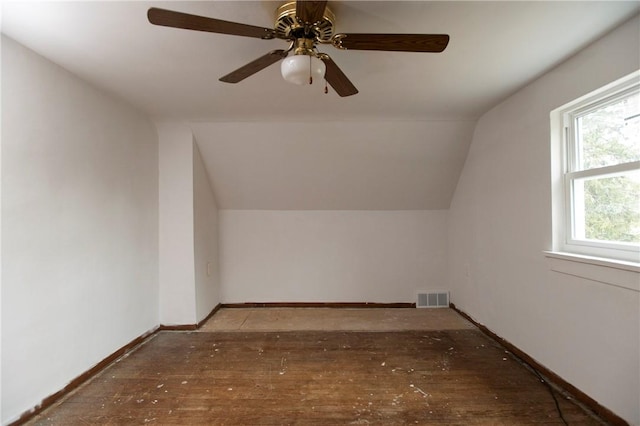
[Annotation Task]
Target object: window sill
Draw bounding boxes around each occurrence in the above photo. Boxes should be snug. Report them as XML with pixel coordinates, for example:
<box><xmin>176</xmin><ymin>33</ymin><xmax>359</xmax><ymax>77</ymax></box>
<box><xmin>544</xmin><ymin>251</ymin><xmax>640</xmax><ymax>292</ymax></box>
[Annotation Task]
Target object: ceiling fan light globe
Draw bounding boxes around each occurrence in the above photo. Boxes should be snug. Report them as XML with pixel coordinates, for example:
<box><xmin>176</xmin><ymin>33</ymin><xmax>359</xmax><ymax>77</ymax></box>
<box><xmin>281</xmin><ymin>55</ymin><xmax>326</xmax><ymax>86</ymax></box>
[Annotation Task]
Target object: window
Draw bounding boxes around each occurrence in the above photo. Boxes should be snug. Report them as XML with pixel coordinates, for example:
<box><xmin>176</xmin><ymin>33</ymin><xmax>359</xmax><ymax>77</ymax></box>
<box><xmin>553</xmin><ymin>73</ymin><xmax>639</xmax><ymax>263</ymax></box>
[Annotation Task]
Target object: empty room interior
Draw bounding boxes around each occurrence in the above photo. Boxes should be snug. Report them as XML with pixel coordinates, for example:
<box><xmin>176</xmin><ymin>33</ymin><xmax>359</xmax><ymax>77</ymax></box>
<box><xmin>1</xmin><ymin>1</ymin><xmax>639</xmax><ymax>425</ymax></box>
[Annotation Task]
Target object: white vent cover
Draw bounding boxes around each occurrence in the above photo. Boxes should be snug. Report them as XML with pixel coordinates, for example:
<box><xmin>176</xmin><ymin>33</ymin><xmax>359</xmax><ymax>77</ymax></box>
<box><xmin>417</xmin><ymin>292</ymin><xmax>449</xmax><ymax>308</ymax></box>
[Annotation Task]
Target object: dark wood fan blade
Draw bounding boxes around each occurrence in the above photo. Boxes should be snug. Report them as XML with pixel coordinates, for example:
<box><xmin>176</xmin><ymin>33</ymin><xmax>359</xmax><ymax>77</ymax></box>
<box><xmin>296</xmin><ymin>0</ymin><xmax>328</xmax><ymax>24</ymax></box>
<box><xmin>321</xmin><ymin>56</ymin><xmax>358</xmax><ymax>97</ymax></box>
<box><xmin>219</xmin><ymin>50</ymin><xmax>288</xmax><ymax>83</ymax></box>
<box><xmin>332</xmin><ymin>33</ymin><xmax>449</xmax><ymax>52</ymax></box>
<box><xmin>148</xmin><ymin>7</ymin><xmax>276</xmax><ymax>39</ymax></box>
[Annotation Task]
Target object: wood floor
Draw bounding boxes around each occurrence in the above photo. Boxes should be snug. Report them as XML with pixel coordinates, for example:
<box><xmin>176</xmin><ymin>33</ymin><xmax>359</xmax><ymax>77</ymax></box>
<box><xmin>200</xmin><ymin>307</ymin><xmax>476</xmax><ymax>332</ymax></box>
<box><xmin>28</xmin><ymin>309</ymin><xmax>603</xmax><ymax>425</ymax></box>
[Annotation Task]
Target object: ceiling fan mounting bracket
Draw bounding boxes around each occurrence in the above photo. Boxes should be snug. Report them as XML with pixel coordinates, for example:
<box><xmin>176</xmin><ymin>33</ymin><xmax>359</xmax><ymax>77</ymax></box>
<box><xmin>275</xmin><ymin>1</ymin><xmax>335</xmax><ymax>42</ymax></box>
<box><xmin>331</xmin><ymin>33</ymin><xmax>347</xmax><ymax>50</ymax></box>
<box><xmin>261</xmin><ymin>29</ymin><xmax>276</xmax><ymax>40</ymax></box>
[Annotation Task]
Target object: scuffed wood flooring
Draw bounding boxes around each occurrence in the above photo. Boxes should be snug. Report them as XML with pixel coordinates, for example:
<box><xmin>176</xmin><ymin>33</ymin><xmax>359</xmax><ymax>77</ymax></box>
<box><xmin>28</xmin><ymin>311</ymin><xmax>603</xmax><ymax>425</ymax></box>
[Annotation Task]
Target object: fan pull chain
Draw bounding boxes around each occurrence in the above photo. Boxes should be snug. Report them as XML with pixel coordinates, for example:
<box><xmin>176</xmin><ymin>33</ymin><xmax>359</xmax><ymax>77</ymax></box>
<box><xmin>324</xmin><ymin>79</ymin><xmax>328</xmax><ymax>94</ymax></box>
<box><xmin>309</xmin><ymin>55</ymin><xmax>313</xmax><ymax>85</ymax></box>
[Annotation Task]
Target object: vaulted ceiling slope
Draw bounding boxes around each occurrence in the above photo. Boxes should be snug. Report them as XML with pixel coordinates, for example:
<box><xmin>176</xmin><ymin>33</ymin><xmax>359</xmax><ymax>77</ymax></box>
<box><xmin>192</xmin><ymin>120</ymin><xmax>476</xmax><ymax>210</ymax></box>
<box><xmin>2</xmin><ymin>2</ymin><xmax>639</xmax><ymax>210</ymax></box>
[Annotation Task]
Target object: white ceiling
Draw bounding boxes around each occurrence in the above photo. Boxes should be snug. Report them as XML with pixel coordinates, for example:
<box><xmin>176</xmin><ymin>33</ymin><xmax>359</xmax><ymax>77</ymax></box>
<box><xmin>2</xmin><ymin>1</ymin><xmax>638</xmax><ymax>209</ymax></box>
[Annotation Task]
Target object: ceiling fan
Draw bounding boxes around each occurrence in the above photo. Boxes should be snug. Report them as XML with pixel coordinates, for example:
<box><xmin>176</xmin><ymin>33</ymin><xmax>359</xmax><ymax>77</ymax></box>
<box><xmin>147</xmin><ymin>1</ymin><xmax>449</xmax><ymax>97</ymax></box>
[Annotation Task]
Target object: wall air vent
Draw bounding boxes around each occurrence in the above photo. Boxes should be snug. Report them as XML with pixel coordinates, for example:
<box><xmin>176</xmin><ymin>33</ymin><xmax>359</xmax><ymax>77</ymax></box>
<box><xmin>417</xmin><ymin>292</ymin><xmax>449</xmax><ymax>308</ymax></box>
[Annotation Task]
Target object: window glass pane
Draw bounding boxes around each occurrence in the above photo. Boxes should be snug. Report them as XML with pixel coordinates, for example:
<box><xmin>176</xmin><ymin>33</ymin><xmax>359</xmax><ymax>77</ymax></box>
<box><xmin>576</xmin><ymin>91</ymin><xmax>640</xmax><ymax>170</ymax></box>
<box><xmin>573</xmin><ymin>171</ymin><xmax>640</xmax><ymax>243</ymax></box>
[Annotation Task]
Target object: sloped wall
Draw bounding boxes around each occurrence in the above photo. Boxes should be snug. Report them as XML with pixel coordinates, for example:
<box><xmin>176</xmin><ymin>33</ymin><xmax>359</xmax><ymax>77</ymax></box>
<box><xmin>448</xmin><ymin>15</ymin><xmax>640</xmax><ymax>424</ymax></box>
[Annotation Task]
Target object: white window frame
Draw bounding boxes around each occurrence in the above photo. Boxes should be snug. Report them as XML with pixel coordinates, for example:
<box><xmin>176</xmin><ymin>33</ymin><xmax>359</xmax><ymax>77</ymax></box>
<box><xmin>551</xmin><ymin>71</ymin><xmax>640</xmax><ymax>264</ymax></box>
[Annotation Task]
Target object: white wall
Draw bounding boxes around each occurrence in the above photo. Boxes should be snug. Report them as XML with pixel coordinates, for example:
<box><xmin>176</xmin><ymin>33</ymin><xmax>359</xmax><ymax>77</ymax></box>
<box><xmin>157</xmin><ymin>123</ymin><xmax>196</xmax><ymax>325</ymax></box>
<box><xmin>448</xmin><ymin>16</ymin><xmax>640</xmax><ymax>424</ymax></box>
<box><xmin>220</xmin><ymin>210</ymin><xmax>447</xmax><ymax>303</ymax></box>
<box><xmin>0</xmin><ymin>31</ymin><xmax>4</xmax><ymax>425</ymax></box>
<box><xmin>193</xmin><ymin>142</ymin><xmax>220</xmax><ymax>321</ymax></box>
<box><xmin>158</xmin><ymin>126</ymin><xmax>220</xmax><ymax>325</ymax></box>
<box><xmin>1</xmin><ymin>35</ymin><xmax>159</xmax><ymax>424</ymax></box>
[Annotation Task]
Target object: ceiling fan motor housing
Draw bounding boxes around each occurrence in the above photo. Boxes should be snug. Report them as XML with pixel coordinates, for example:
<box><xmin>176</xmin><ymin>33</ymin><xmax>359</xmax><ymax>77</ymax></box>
<box><xmin>275</xmin><ymin>1</ymin><xmax>335</xmax><ymax>41</ymax></box>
